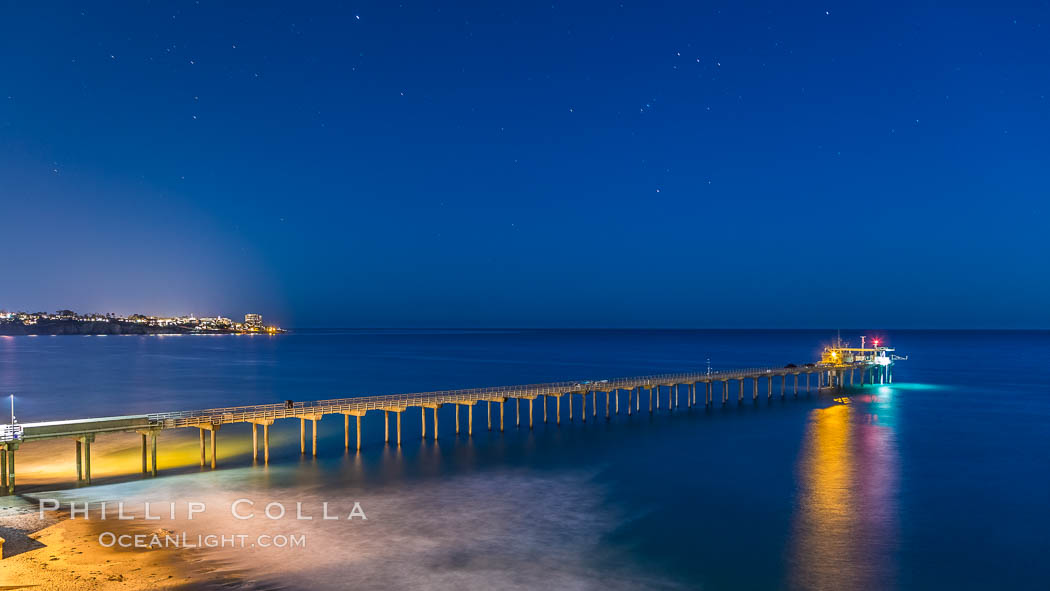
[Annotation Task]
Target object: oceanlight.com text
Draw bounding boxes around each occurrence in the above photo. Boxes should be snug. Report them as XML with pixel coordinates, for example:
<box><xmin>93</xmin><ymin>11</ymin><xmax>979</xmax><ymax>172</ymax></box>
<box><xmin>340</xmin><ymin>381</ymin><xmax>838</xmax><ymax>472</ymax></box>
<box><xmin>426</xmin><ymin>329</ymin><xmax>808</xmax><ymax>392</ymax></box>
<box><xmin>97</xmin><ymin>531</ymin><xmax>308</xmax><ymax>549</ymax></box>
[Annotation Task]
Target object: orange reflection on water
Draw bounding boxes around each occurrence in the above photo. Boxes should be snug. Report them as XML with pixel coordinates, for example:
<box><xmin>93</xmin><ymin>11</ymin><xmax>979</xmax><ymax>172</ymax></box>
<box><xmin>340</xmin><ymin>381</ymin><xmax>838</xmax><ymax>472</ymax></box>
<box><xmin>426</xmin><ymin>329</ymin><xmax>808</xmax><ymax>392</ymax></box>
<box><xmin>788</xmin><ymin>401</ymin><xmax>898</xmax><ymax>591</ymax></box>
<box><xmin>11</xmin><ymin>426</ymin><xmax>290</xmax><ymax>487</ymax></box>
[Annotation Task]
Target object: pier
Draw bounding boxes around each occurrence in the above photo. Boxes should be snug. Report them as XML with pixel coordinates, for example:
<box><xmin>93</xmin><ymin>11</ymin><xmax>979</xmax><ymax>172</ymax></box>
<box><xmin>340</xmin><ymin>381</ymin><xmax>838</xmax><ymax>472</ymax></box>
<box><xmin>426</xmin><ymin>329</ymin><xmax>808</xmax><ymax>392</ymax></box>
<box><xmin>0</xmin><ymin>345</ymin><xmax>901</xmax><ymax>495</ymax></box>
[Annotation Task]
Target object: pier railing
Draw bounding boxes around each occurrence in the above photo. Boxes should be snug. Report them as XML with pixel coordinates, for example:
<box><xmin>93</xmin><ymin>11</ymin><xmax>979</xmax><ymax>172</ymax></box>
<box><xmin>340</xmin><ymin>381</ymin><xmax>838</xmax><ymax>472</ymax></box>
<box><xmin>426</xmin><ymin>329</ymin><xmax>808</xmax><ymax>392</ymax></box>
<box><xmin>146</xmin><ymin>365</ymin><xmax>810</xmax><ymax>428</ymax></box>
<box><xmin>0</xmin><ymin>424</ymin><xmax>21</xmax><ymax>443</ymax></box>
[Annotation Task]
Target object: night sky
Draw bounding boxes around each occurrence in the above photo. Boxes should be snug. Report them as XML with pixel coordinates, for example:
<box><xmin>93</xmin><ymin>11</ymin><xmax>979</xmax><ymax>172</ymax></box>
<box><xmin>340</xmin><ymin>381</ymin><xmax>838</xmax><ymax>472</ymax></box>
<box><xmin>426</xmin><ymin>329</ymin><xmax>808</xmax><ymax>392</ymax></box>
<box><xmin>2</xmin><ymin>2</ymin><xmax>1047</xmax><ymax>328</ymax></box>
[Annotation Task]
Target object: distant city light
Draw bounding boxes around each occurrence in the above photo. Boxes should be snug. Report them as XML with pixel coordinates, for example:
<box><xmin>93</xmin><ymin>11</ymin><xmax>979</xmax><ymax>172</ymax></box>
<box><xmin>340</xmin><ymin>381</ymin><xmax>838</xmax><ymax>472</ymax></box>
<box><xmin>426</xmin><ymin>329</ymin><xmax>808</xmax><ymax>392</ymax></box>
<box><xmin>0</xmin><ymin>310</ymin><xmax>283</xmax><ymax>334</ymax></box>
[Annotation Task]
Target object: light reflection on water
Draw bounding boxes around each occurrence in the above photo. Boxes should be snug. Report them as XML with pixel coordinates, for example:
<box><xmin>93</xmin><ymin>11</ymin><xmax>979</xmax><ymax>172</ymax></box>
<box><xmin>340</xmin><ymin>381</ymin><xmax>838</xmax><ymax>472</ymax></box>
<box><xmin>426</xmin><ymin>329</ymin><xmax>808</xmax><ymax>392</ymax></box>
<box><xmin>788</xmin><ymin>396</ymin><xmax>898</xmax><ymax>591</ymax></box>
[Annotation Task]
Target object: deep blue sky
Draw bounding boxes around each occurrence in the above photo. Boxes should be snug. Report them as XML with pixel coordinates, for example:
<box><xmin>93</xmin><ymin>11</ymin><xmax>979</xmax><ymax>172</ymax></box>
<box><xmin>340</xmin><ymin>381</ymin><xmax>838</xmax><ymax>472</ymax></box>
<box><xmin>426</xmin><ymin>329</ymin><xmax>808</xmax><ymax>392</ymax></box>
<box><xmin>1</xmin><ymin>2</ymin><xmax>1047</xmax><ymax>328</ymax></box>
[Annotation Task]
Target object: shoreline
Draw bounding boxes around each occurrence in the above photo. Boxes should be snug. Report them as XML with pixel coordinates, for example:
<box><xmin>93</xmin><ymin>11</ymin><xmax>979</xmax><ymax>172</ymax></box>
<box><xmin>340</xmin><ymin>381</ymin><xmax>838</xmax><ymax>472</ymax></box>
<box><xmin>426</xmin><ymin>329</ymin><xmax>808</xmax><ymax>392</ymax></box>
<box><xmin>0</xmin><ymin>328</ymin><xmax>286</xmax><ymax>336</ymax></box>
<box><xmin>0</xmin><ymin>502</ymin><xmax>216</xmax><ymax>590</ymax></box>
<box><xmin>0</xmin><ymin>318</ymin><xmax>285</xmax><ymax>336</ymax></box>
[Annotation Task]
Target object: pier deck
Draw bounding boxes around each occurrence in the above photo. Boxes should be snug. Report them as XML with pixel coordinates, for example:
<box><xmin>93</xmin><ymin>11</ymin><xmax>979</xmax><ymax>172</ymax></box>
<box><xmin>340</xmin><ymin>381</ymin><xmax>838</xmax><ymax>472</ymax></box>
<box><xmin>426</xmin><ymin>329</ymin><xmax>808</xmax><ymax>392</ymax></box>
<box><xmin>0</xmin><ymin>360</ymin><xmax>896</xmax><ymax>494</ymax></box>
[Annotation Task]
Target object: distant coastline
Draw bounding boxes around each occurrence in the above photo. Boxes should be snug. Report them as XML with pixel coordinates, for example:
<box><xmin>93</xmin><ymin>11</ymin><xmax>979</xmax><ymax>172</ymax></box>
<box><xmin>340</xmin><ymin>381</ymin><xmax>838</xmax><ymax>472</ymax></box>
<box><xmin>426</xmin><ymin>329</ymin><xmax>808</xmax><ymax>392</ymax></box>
<box><xmin>0</xmin><ymin>318</ymin><xmax>285</xmax><ymax>336</ymax></box>
<box><xmin>0</xmin><ymin>310</ymin><xmax>284</xmax><ymax>335</ymax></box>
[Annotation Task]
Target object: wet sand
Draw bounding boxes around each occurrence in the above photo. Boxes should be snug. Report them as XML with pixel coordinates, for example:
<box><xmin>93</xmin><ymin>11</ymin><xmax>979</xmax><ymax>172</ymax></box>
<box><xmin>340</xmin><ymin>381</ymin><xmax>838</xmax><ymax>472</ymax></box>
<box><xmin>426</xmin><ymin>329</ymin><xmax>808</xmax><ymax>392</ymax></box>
<box><xmin>0</xmin><ymin>504</ymin><xmax>211</xmax><ymax>590</ymax></box>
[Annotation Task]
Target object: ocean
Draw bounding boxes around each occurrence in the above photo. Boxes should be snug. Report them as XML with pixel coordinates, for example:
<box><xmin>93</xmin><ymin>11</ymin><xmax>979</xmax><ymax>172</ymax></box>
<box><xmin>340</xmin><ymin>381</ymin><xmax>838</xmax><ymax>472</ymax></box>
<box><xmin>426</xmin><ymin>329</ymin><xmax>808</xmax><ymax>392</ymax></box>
<box><xmin>1</xmin><ymin>329</ymin><xmax>1047</xmax><ymax>590</ymax></box>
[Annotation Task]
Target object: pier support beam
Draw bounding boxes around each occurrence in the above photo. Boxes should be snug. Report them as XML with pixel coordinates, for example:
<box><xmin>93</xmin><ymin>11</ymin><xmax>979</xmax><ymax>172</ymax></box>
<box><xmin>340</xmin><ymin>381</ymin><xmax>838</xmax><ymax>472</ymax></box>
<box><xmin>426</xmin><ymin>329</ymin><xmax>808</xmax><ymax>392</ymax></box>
<box><xmin>1</xmin><ymin>443</ymin><xmax>17</xmax><ymax>495</ymax></box>
<box><xmin>753</xmin><ymin>378</ymin><xmax>759</xmax><ymax>401</ymax></box>
<box><xmin>593</xmin><ymin>391</ymin><xmax>598</xmax><ymax>419</ymax></box>
<box><xmin>655</xmin><ymin>386</ymin><xmax>659</xmax><ymax>411</ymax></box>
<box><xmin>343</xmin><ymin>411</ymin><xmax>367</xmax><ymax>451</ymax></box>
<box><xmin>137</xmin><ymin>430</ymin><xmax>159</xmax><ymax>477</ymax></box>
<box><xmin>76</xmin><ymin>436</ymin><xmax>93</xmax><ymax>482</ymax></box>
<box><xmin>378</xmin><ymin>409</ymin><xmax>406</xmax><ymax>445</ymax></box>
<box><xmin>781</xmin><ymin>375</ymin><xmax>786</xmax><ymax>399</ymax></box>
<box><xmin>264</xmin><ymin>423</ymin><xmax>270</xmax><ymax>462</ymax></box>
<box><xmin>488</xmin><ymin>401</ymin><xmax>492</xmax><ymax>431</ymax></box>
<box><xmin>9</xmin><ymin>446</ymin><xmax>14</xmax><ymax>494</ymax></box>
<box><xmin>297</xmin><ymin>415</ymin><xmax>323</xmax><ymax>456</ymax></box>
<box><xmin>387</xmin><ymin>410</ymin><xmax>392</xmax><ymax>441</ymax></box>
<box><xmin>75</xmin><ymin>439</ymin><xmax>82</xmax><ymax>482</ymax></box>
<box><xmin>794</xmin><ymin>374</ymin><xmax>799</xmax><ymax>398</ymax></box>
<box><xmin>615</xmin><ymin>389</ymin><xmax>620</xmax><ymax>414</ymax></box>
<box><xmin>150</xmin><ymin>431</ymin><xmax>158</xmax><ymax>476</ymax></box>
<box><xmin>454</xmin><ymin>403</ymin><xmax>473</xmax><ymax>437</ymax></box>
<box><xmin>9</xmin><ymin>444</ymin><xmax>15</xmax><ymax>494</ymax></box>
<box><xmin>738</xmin><ymin>379</ymin><xmax>744</xmax><ymax>403</ymax></box>
<box><xmin>557</xmin><ymin>394</ymin><xmax>562</xmax><ymax>425</ymax></box>
<box><xmin>9</xmin><ymin>444</ymin><xmax>16</xmax><ymax>494</ymax></box>
<box><xmin>569</xmin><ymin>395</ymin><xmax>574</xmax><ymax>422</ymax></box>
<box><xmin>706</xmin><ymin>382</ymin><xmax>713</xmax><ymax>406</ymax></box>
<box><xmin>767</xmin><ymin>376</ymin><xmax>773</xmax><ymax>400</ymax></box>
<box><xmin>722</xmin><ymin>381</ymin><xmax>729</xmax><ymax>405</ymax></box>
<box><xmin>529</xmin><ymin>399</ymin><xmax>534</xmax><ymax>429</ymax></box>
<box><xmin>544</xmin><ymin>395</ymin><xmax>548</xmax><ymax>423</ymax></box>
<box><xmin>500</xmin><ymin>400</ymin><xmax>505</xmax><ymax>431</ymax></box>
<box><xmin>516</xmin><ymin>398</ymin><xmax>521</xmax><ymax>429</ymax></box>
<box><xmin>649</xmin><ymin>387</ymin><xmax>654</xmax><ymax>414</ymax></box>
<box><xmin>434</xmin><ymin>407</ymin><xmax>440</xmax><ymax>439</ymax></box>
<box><xmin>582</xmin><ymin>393</ymin><xmax>588</xmax><ymax>423</ymax></box>
<box><xmin>606</xmin><ymin>391</ymin><xmax>610</xmax><ymax>420</ymax></box>
<box><xmin>197</xmin><ymin>425</ymin><xmax>219</xmax><ymax>469</ymax></box>
<box><xmin>140</xmin><ymin>433</ymin><xmax>148</xmax><ymax>474</ymax></box>
<box><xmin>627</xmin><ymin>388</ymin><xmax>633</xmax><ymax>416</ymax></box>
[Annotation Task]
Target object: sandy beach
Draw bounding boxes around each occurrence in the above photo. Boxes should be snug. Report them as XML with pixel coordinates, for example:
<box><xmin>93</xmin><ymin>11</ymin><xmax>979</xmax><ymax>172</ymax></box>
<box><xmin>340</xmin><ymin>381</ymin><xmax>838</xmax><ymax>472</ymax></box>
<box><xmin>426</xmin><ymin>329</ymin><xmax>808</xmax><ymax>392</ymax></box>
<box><xmin>0</xmin><ymin>501</ymin><xmax>211</xmax><ymax>590</ymax></box>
